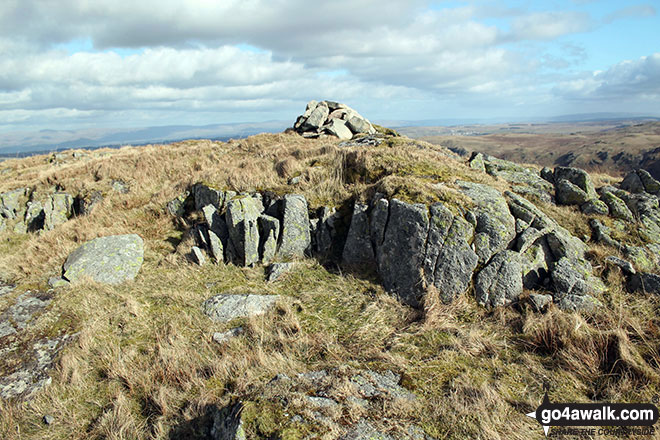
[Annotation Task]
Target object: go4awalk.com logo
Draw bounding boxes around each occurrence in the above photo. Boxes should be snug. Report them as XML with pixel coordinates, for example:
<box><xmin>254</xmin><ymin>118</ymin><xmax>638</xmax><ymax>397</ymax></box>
<box><xmin>526</xmin><ymin>385</ymin><xmax>659</xmax><ymax>437</ymax></box>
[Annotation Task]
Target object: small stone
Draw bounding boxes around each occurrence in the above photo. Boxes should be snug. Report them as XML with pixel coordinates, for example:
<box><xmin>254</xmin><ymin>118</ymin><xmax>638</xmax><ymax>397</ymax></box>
<box><xmin>212</xmin><ymin>327</ymin><xmax>243</xmax><ymax>345</ymax></box>
<box><xmin>528</xmin><ymin>293</ymin><xmax>553</xmax><ymax>312</ymax></box>
<box><xmin>605</xmin><ymin>256</ymin><xmax>636</xmax><ymax>275</ymax></box>
<box><xmin>43</xmin><ymin>415</ymin><xmax>54</xmax><ymax>425</ymax></box>
<box><xmin>48</xmin><ymin>276</ymin><xmax>69</xmax><ymax>288</ymax></box>
<box><xmin>191</xmin><ymin>246</ymin><xmax>206</xmax><ymax>265</ymax></box>
<box><xmin>267</xmin><ymin>262</ymin><xmax>295</xmax><ymax>282</ymax></box>
<box><xmin>202</xmin><ymin>294</ymin><xmax>280</xmax><ymax>323</ymax></box>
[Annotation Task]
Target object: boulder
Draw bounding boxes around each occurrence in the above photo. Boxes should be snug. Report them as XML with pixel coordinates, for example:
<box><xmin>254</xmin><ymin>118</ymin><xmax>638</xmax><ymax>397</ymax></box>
<box><xmin>63</xmin><ymin>234</ymin><xmax>144</xmax><ymax>284</ymax></box>
<box><xmin>637</xmin><ymin>169</ymin><xmax>660</xmax><ymax>194</ymax></box>
<box><xmin>376</xmin><ymin>199</ymin><xmax>429</xmax><ymax>307</ymax></box>
<box><xmin>225</xmin><ymin>197</ymin><xmax>262</xmax><ymax>267</ymax></box>
<box><xmin>556</xmin><ymin>294</ymin><xmax>600</xmax><ymax>312</ymax></box>
<box><xmin>620</xmin><ymin>171</ymin><xmax>646</xmax><ymax>194</ymax></box>
<box><xmin>301</xmin><ymin>102</ymin><xmax>329</xmax><ymax>131</ymax></box>
<box><xmin>0</xmin><ymin>188</ymin><xmax>26</xmax><ymax>219</ymax></box>
<box><xmin>313</xmin><ymin>207</ymin><xmax>337</xmax><ymax>258</ymax></box>
<box><xmin>210</xmin><ymin>402</ymin><xmax>246</xmax><ymax>440</ymax></box>
<box><xmin>74</xmin><ymin>191</ymin><xmax>103</xmax><ymax>216</ymax></box>
<box><xmin>202</xmin><ymin>294</ymin><xmax>280</xmax><ymax>323</ymax></box>
<box><xmin>24</xmin><ymin>201</ymin><xmax>45</xmax><ymax>232</ymax></box>
<box><xmin>551</xmin><ymin>257</ymin><xmax>602</xmax><ymax>298</ymax></box>
<box><xmin>468</xmin><ymin>152</ymin><xmax>486</xmax><ymax>172</ymax></box>
<box><xmin>580</xmin><ymin>199</ymin><xmax>608</xmax><ymax>216</ymax></box>
<box><xmin>474</xmin><ymin>250</ymin><xmax>523</xmax><ymax>308</ymax></box>
<box><xmin>192</xmin><ymin>183</ymin><xmax>226</xmax><ymax>211</ymax></box>
<box><xmin>520</xmin><ymin>237</ymin><xmax>553</xmax><ymax>289</ymax></box>
<box><xmin>589</xmin><ymin>219</ymin><xmax>620</xmax><ymax>249</ymax></box>
<box><xmin>166</xmin><ymin>192</ymin><xmax>189</xmax><ymax>217</ymax></box>
<box><xmin>325</xmin><ymin>118</ymin><xmax>353</xmax><ymax>140</ymax></box>
<box><xmin>540</xmin><ymin>167</ymin><xmax>554</xmax><ymax>183</ymax></box>
<box><xmin>556</xmin><ymin>179</ymin><xmax>590</xmax><ymax>205</ymax></box>
<box><xmin>554</xmin><ymin>166</ymin><xmax>597</xmax><ymax>199</ymax></box>
<box><xmin>600</xmin><ymin>191</ymin><xmax>634</xmax><ymax>221</ymax></box>
<box><xmin>343</xmin><ymin>202</ymin><xmax>375</xmax><ymax>266</ymax></box>
<box><xmin>346</xmin><ymin>115</ymin><xmax>375</xmax><ymax>135</ymax></box>
<box><xmin>278</xmin><ymin>194</ymin><xmax>311</xmax><ymax>258</ymax></box>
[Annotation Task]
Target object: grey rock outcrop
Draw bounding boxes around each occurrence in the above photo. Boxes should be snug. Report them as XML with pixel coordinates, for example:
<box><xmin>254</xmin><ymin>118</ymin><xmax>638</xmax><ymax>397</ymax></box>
<box><xmin>457</xmin><ymin>180</ymin><xmax>515</xmax><ymax>263</ymax></box>
<box><xmin>44</xmin><ymin>192</ymin><xmax>74</xmax><ymax>230</ymax></box>
<box><xmin>293</xmin><ymin>100</ymin><xmax>376</xmax><ymax>139</ymax></box>
<box><xmin>202</xmin><ymin>294</ymin><xmax>280</xmax><ymax>323</ymax></box>
<box><xmin>600</xmin><ymin>191</ymin><xmax>634</xmax><ymax>221</ymax></box>
<box><xmin>62</xmin><ymin>234</ymin><xmax>144</xmax><ymax>284</ymax></box>
<box><xmin>475</xmin><ymin>250</ymin><xmax>523</xmax><ymax>308</ymax></box>
<box><xmin>226</xmin><ymin>197</ymin><xmax>261</xmax><ymax>267</ymax></box>
<box><xmin>343</xmin><ymin>203</ymin><xmax>375</xmax><ymax>267</ymax></box>
<box><xmin>258</xmin><ymin>215</ymin><xmax>280</xmax><ymax>264</ymax></box>
<box><xmin>376</xmin><ymin>200</ymin><xmax>429</xmax><ymax>307</ymax></box>
<box><xmin>620</xmin><ymin>169</ymin><xmax>660</xmax><ymax>194</ymax></box>
<box><xmin>556</xmin><ymin>179</ymin><xmax>591</xmax><ymax>205</ymax></box>
<box><xmin>554</xmin><ymin>166</ymin><xmax>597</xmax><ymax>200</ymax></box>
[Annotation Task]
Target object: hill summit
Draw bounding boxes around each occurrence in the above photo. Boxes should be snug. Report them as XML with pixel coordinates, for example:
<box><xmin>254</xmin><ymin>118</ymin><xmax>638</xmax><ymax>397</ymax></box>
<box><xmin>1</xmin><ymin>103</ymin><xmax>660</xmax><ymax>439</ymax></box>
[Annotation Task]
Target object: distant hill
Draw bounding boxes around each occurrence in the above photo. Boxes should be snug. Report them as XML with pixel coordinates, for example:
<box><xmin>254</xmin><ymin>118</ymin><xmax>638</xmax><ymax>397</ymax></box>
<box><xmin>0</xmin><ymin>120</ymin><xmax>290</xmax><ymax>156</ymax></box>
<box><xmin>403</xmin><ymin>120</ymin><xmax>660</xmax><ymax>179</ymax></box>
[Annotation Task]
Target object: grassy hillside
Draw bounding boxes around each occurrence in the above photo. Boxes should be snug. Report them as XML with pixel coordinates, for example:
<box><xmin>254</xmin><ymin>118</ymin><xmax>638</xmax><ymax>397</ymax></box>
<box><xmin>1</xmin><ymin>132</ymin><xmax>660</xmax><ymax>439</ymax></box>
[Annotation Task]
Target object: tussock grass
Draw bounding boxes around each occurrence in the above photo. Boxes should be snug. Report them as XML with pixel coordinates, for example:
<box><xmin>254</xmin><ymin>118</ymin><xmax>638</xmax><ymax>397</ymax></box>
<box><xmin>1</xmin><ymin>133</ymin><xmax>660</xmax><ymax>439</ymax></box>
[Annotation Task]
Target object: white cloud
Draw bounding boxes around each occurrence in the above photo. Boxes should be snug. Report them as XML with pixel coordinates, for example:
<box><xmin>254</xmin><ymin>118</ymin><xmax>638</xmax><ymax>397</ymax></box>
<box><xmin>554</xmin><ymin>53</ymin><xmax>660</xmax><ymax>101</ymax></box>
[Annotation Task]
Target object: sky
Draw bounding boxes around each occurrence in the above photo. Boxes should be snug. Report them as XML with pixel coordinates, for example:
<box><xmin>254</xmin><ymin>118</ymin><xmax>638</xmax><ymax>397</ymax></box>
<box><xmin>0</xmin><ymin>0</ymin><xmax>659</xmax><ymax>134</ymax></box>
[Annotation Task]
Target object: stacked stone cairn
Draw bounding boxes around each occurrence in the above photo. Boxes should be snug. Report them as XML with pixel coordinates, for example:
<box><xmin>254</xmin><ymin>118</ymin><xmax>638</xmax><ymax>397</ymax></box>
<box><xmin>292</xmin><ymin>100</ymin><xmax>376</xmax><ymax>140</ymax></box>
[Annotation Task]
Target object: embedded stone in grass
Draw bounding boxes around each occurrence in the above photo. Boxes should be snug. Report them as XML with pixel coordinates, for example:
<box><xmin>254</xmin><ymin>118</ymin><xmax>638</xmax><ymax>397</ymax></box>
<box><xmin>212</xmin><ymin>327</ymin><xmax>244</xmax><ymax>345</ymax></box>
<box><xmin>191</xmin><ymin>246</ymin><xmax>206</xmax><ymax>265</ymax></box>
<box><xmin>266</xmin><ymin>262</ymin><xmax>295</xmax><ymax>282</ymax></box>
<box><xmin>202</xmin><ymin>294</ymin><xmax>280</xmax><ymax>323</ymax></box>
<box><xmin>62</xmin><ymin>234</ymin><xmax>144</xmax><ymax>285</ymax></box>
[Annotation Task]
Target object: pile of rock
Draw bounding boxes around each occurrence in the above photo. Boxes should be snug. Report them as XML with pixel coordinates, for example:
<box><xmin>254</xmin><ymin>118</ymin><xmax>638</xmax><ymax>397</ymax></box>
<box><xmin>292</xmin><ymin>100</ymin><xmax>376</xmax><ymax>140</ymax></box>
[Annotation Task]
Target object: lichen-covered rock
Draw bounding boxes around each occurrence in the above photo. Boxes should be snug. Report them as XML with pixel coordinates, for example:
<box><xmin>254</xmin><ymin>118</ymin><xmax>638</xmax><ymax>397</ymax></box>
<box><xmin>278</xmin><ymin>194</ymin><xmax>311</xmax><ymax>259</ymax></box>
<box><xmin>207</xmin><ymin>230</ymin><xmax>224</xmax><ymax>263</ymax></box>
<box><xmin>637</xmin><ymin>169</ymin><xmax>660</xmax><ymax>194</ymax></box>
<box><xmin>74</xmin><ymin>191</ymin><xmax>103</xmax><ymax>216</ymax></box>
<box><xmin>226</xmin><ymin>197</ymin><xmax>262</xmax><ymax>267</ymax></box>
<box><xmin>554</xmin><ymin>166</ymin><xmax>597</xmax><ymax>199</ymax></box>
<box><xmin>520</xmin><ymin>237</ymin><xmax>553</xmax><ymax>289</ymax></box>
<box><xmin>343</xmin><ymin>202</ymin><xmax>375</xmax><ymax>266</ymax></box>
<box><xmin>44</xmin><ymin>192</ymin><xmax>73</xmax><ymax>230</ymax></box>
<box><xmin>201</xmin><ymin>294</ymin><xmax>280</xmax><ymax>323</ymax></box>
<box><xmin>313</xmin><ymin>207</ymin><xmax>337</xmax><ymax>258</ymax></box>
<box><xmin>369</xmin><ymin>197</ymin><xmax>389</xmax><ymax>258</ymax></box>
<box><xmin>0</xmin><ymin>188</ymin><xmax>26</xmax><ymax>219</ymax></box>
<box><xmin>556</xmin><ymin>294</ymin><xmax>600</xmax><ymax>312</ymax></box>
<box><xmin>600</xmin><ymin>191</ymin><xmax>634</xmax><ymax>221</ymax></box>
<box><xmin>210</xmin><ymin>401</ymin><xmax>246</xmax><ymax>440</ymax></box>
<box><xmin>580</xmin><ymin>199</ymin><xmax>608</xmax><ymax>215</ymax></box>
<box><xmin>589</xmin><ymin>219</ymin><xmax>620</xmax><ymax>249</ymax></box>
<box><xmin>301</xmin><ymin>101</ymin><xmax>330</xmax><ymax>131</ymax></box>
<box><xmin>551</xmin><ymin>257</ymin><xmax>603</xmax><ymax>298</ymax></box>
<box><xmin>456</xmin><ymin>181</ymin><xmax>515</xmax><ymax>263</ymax></box>
<box><xmin>540</xmin><ymin>167</ymin><xmax>554</xmax><ymax>183</ymax></box>
<box><xmin>63</xmin><ymin>234</ymin><xmax>144</xmax><ymax>284</ymax></box>
<box><xmin>24</xmin><ymin>201</ymin><xmax>45</xmax><ymax>232</ymax></box>
<box><xmin>620</xmin><ymin>171</ymin><xmax>646</xmax><ymax>194</ymax></box>
<box><xmin>475</xmin><ymin>250</ymin><xmax>523</xmax><ymax>308</ymax></box>
<box><xmin>427</xmin><ymin>214</ymin><xmax>478</xmax><ymax>304</ymax></box>
<box><xmin>377</xmin><ymin>199</ymin><xmax>429</xmax><ymax>307</ymax></box>
<box><xmin>468</xmin><ymin>152</ymin><xmax>486</xmax><ymax>172</ymax></box>
<box><xmin>192</xmin><ymin>183</ymin><xmax>226</xmax><ymax>211</ymax></box>
<box><xmin>556</xmin><ymin>179</ymin><xmax>591</xmax><ymax>205</ymax></box>
<box><xmin>167</xmin><ymin>192</ymin><xmax>189</xmax><ymax>217</ymax></box>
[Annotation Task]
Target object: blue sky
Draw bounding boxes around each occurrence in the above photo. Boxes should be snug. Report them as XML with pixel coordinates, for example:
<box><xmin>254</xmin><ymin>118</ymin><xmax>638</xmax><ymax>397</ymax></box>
<box><xmin>0</xmin><ymin>0</ymin><xmax>658</xmax><ymax>135</ymax></box>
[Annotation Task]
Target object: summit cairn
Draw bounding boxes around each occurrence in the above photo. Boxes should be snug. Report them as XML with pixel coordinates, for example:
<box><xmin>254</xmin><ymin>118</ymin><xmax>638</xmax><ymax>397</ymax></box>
<box><xmin>292</xmin><ymin>100</ymin><xmax>376</xmax><ymax>140</ymax></box>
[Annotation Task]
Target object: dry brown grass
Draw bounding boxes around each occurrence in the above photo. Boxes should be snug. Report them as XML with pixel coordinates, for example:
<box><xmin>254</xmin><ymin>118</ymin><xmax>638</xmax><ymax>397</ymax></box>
<box><xmin>2</xmin><ymin>133</ymin><xmax>660</xmax><ymax>439</ymax></box>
